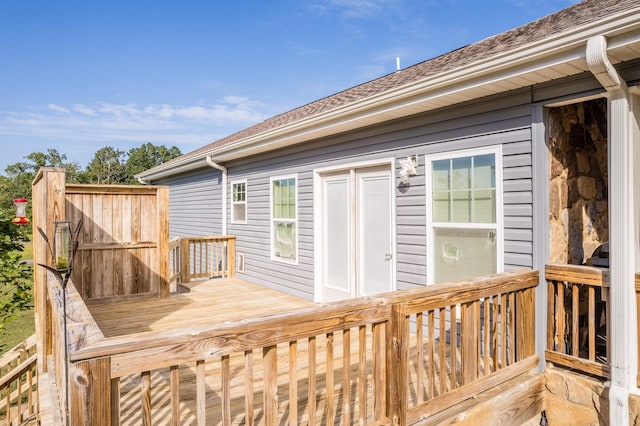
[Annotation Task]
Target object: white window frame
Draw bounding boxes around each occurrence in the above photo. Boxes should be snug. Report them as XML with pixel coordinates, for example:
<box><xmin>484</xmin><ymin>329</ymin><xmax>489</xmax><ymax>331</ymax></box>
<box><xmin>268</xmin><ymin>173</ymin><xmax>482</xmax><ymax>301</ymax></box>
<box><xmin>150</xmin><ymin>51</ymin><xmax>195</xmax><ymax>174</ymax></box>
<box><xmin>425</xmin><ymin>145</ymin><xmax>504</xmax><ymax>285</ymax></box>
<box><xmin>230</xmin><ymin>179</ymin><xmax>247</xmax><ymax>224</ymax></box>
<box><xmin>270</xmin><ymin>174</ymin><xmax>298</xmax><ymax>264</ymax></box>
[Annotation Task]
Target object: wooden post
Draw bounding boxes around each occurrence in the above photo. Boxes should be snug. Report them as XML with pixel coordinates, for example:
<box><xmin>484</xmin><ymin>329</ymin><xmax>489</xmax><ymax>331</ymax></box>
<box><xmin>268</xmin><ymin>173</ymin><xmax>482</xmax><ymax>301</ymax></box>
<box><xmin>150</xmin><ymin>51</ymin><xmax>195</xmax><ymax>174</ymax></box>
<box><xmin>68</xmin><ymin>358</ymin><xmax>111</xmax><ymax>426</ymax></box>
<box><xmin>180</xmin><ymin>238</ymin><xmax>191</xmax><ymax>284</ymax></box>
<box><xmin>157</xmin><ymin>187</ymin><xmax>170</xmax><ymax>297</ymax></box>
<box><xmin>461</xmin><ymin>300</ymin><xmax>479</xmax><ymax>384</ymax></box>
<box><xmin>516</xmin><ymin>286</ymin><xmax>536</xmax><ymax>360</ymax></box>
<box><xmin>386</xmin><ymin>306</ymin><xmax>408</xmax><ymax>426</ymax></box>
<box><xmin>32</xmin><ymin>168</ymin><xmax>67</xmax><ymax>374</ymax></box>
<box><xmin>263</xmin><ymin>345</ymin><xmax>278</xmax><ymax>426</ymax></box>
<box><xmin>227</xmin><ymin>236</ymin><xmax>236</xmax><ymax>278</ymax></box>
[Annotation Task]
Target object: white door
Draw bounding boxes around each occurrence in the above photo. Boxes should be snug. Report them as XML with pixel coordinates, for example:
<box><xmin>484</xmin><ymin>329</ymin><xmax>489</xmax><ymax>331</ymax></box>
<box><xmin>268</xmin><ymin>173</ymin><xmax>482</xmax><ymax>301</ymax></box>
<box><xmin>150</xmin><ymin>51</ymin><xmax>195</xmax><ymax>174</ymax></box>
<box><xmin>319</xmin><ymin>166</ymin><xmax>393</xmax><ymax>302</ymax></box>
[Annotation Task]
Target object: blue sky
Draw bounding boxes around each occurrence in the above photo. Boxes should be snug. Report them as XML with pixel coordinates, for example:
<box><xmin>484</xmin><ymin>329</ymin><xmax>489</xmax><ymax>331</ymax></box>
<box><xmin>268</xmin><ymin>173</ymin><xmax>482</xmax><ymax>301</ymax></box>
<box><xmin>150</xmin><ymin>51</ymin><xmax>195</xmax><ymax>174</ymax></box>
<box><xmin>0</xmin><ymin>0</ymin><xmax>579</xmax><ymax>173</ymax></box>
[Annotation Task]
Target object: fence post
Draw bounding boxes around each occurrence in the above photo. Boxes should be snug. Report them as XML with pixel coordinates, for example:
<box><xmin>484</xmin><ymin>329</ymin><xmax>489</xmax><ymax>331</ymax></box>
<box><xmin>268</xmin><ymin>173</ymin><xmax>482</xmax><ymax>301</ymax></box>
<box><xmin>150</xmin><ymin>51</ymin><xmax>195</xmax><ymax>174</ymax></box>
<box><xmin>69</xmin><ymin>357</ymin><xmax>111</xmax><ymax>426</ymax></box>
<box><xmin>180</xmin><ymin>238</ymin><xmax>191</xmax><ymax>283</ymax></box>
<box><xmin>157</xmin><ymin>187</ymin><xmax>170</xmax><ymax>297</ymax></box>
<box><xmin>32</xmin><ymin>167</ymin><xmax>67</xmax><ymax>374</ymax></box>
<box><xmin>386</xmin><ymin>304</ymin><xmax>408</xmax><ymax>426</ymax></box>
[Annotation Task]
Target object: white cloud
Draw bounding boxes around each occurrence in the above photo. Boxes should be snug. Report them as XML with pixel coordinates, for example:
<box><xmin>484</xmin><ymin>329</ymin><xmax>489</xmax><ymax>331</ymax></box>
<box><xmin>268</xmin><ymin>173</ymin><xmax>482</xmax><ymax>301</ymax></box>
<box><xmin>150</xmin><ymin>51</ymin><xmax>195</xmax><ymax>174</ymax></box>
<box><xmin>0</xmin><ymin>98</ymin><xmax>269</xmax><ymax>152</ymax></box>
<box><xmin>47</xmin><ymin>104</ymin><xmax>70</xmax><ymax>114</ymax></box>
<box><xmin>73</xmin><ymin>104</ymin><xmax>96</xmax><ymax>116</ymax></box>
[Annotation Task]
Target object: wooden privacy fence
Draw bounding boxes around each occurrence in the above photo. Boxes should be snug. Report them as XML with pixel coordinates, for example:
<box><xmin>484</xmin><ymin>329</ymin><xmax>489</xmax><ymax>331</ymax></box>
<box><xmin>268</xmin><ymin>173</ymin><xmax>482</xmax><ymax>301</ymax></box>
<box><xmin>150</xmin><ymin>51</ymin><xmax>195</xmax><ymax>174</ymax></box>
<box><xmin>0</xmin><ymin>336</ymin><xmax>37</xmax><ymax>426</ymax></box>
<box><xmin>546</xmin><ymin>263</ymin><xmax>610</xmax><ymax>378</ymax></box>
<box><xmin>57</xmin><ymin>269</ymin><xmax>538</xmax><ymax>426</ymax></box>
<box><xmin>168</xmin><ymin>236</ymin><xmax>236</xmax><ymax>285</ymax></box>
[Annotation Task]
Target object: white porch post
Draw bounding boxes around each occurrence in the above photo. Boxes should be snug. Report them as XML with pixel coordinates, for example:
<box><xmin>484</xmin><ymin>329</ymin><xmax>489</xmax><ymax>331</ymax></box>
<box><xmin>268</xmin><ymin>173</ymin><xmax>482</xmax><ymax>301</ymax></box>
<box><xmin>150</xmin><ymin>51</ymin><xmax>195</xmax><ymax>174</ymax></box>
<box><xmin>587</xmin><ymin>35</ymin><xmax>638</xmax><ymax>424</ymax></box>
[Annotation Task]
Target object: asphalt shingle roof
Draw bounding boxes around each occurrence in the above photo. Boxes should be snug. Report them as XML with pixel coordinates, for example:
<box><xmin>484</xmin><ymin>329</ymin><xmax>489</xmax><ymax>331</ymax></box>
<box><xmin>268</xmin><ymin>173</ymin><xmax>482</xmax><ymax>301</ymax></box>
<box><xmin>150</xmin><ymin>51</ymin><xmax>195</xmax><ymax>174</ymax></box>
<box><xmin>153</xmin><ymin>0</ymin><xmax>638</xmax><ymax>171</ymax></box>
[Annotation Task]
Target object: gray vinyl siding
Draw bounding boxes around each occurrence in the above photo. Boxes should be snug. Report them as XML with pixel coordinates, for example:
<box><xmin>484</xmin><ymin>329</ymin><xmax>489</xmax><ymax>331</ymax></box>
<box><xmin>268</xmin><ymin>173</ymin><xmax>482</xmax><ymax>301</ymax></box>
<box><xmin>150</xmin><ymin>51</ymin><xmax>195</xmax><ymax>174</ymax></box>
<box><xmin>161</xmin><ymin>64</ymin><xmax>640</xmax><ymax>300</ymax></box>
<box><xmin>156</xmin><ymin>168</ymin><xmax>223</xmax><ymax>239</ymax></box>
<box><xmin>223</xmin><ymin>88</ymin><xmax>535</xmax><ymax>299</ymax></box>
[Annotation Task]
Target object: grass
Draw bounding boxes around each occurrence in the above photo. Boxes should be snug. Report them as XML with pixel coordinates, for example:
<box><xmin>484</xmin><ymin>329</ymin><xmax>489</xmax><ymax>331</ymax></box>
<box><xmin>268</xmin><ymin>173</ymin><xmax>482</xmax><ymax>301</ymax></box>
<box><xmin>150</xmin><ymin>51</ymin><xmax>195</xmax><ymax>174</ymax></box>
<box><xmin>21</xmin><ymin>241</ymin><xmax>33</xmax><ymax>261</ymax></box>
<box><xmin>0</xmin><ymin>243</ymin><xmax>36</xmax><ymax>355</ymax></box>
<box><xmin>1</xmin><ymin>308</ymin><xmax>35</xmax><ymax>355</ymax></box>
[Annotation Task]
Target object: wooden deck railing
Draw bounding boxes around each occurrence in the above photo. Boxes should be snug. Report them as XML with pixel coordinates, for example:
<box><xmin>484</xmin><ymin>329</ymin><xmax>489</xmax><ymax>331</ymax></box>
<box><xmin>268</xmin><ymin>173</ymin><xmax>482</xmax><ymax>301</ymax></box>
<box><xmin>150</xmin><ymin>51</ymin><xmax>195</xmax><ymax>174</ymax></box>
<box><xmin>0</xmin><ymin>335</ymin><xmax>37</xmax><ymax>425</ymax></box>
<box><xmin>169</xmin><ymin>236</ymin><xmax>236</xmax><ymax>285</ymax></box>
<box><xmin>58</xmin><ymin>269</ymin><xmax>538</xmax><ymax>425</ymax></box>
<box><xmin>545</xmin><ymin>263</ymin><xmax>609</xmax><ymax>378</ymax></box>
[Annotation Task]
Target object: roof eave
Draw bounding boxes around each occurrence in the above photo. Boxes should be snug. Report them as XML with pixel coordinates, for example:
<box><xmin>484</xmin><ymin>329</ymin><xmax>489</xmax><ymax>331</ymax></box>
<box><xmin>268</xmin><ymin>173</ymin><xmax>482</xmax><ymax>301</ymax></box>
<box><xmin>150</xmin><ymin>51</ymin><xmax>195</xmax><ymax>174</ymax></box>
<box><xmin>140</xmin><ymin>6</ymin><xmax>640</xmax><ymax>175</ymax></box>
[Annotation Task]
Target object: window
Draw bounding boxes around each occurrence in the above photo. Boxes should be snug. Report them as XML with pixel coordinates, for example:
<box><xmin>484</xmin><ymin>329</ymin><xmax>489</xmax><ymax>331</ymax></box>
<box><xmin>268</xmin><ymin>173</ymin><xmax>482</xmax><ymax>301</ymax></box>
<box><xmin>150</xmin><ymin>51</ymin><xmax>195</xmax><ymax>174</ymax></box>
<box><xmin>426</xmin><ymin>147</ymin><xmax>503</xmax><ymax>284</ymax></box>
<box><xmin>231</xmin><ymin>180</ymin><xmax>247</xmax><ymax>223</ymax></box>
<box><xmin>271</xmin><ymin>175</ymin><xmax>297</xmax><ymax>263</ymax></box>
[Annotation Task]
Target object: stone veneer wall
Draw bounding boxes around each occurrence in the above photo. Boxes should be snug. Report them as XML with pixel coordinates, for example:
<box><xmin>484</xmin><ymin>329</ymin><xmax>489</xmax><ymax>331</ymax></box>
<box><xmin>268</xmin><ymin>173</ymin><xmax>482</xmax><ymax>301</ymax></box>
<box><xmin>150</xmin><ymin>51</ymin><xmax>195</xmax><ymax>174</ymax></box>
<box><xmin>545</xmin><ymin>365</ymin><xmax>609</xmax><ymax>425</ymax></box>
<box><xmin>548</xmin><ymin>99</ymin><xmax>608</xmax><ymax>264</ymax></box>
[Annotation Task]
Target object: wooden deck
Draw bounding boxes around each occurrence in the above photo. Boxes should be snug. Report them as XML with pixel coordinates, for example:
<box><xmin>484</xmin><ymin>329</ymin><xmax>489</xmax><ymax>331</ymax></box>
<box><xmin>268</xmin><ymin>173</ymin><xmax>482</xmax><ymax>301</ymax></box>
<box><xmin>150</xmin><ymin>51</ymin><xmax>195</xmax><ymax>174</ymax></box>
<box><xmin>89</xmin><ymin>278</ymin><xmax>315</xmax><ymax>338</ymax></box>
<box><xmin>76</xmin><ymin>273</ymin><xmax>542</xmax><ymax>425</ymax></box>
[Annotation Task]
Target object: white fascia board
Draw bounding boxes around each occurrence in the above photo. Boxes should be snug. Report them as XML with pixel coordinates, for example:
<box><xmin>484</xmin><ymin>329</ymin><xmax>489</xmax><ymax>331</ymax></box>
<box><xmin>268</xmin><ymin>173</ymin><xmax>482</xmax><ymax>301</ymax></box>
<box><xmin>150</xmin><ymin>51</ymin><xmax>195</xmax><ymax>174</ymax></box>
<box><xmin>136</xmin><ymin>157</ymin><xmax>208</xmax><ymax>182</ymax></box>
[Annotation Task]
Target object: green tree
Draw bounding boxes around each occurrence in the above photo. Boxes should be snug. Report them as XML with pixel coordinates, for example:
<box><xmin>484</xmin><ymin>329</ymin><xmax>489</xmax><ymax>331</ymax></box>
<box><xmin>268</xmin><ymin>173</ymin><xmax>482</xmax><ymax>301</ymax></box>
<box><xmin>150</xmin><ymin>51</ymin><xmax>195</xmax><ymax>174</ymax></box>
<box><xmin>124</xmin><ymin>143</ymin><xmax>182</xmax><ymax>184</ymax></box>
<box><xmin>0</xmin><ymin>211</ymin><xmax>33</xmax><ymax>340</ymax></box>
<box><xmin>85</xmin><ymin>146</ymin><xmax>126</xmax><ymax>184</ymax></box>
<box><xmin>1</xmin><ymin>149</ymin><xmax>83</xmax><ymax>216</ymax></box>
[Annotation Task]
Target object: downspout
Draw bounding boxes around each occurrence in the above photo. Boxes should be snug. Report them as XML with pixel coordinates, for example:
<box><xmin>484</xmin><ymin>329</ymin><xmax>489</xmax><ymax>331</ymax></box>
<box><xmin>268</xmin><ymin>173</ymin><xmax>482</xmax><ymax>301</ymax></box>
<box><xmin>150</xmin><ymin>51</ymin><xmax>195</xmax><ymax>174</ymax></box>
<box><xmin>586</xmin><ymin>35</ymin><xmax>637</xmax><ymax>425</ymax></box>
<box><xmin>206</xmin><ymin>155</ymin><xmax>227</xmax><ymax>235</ymax></box>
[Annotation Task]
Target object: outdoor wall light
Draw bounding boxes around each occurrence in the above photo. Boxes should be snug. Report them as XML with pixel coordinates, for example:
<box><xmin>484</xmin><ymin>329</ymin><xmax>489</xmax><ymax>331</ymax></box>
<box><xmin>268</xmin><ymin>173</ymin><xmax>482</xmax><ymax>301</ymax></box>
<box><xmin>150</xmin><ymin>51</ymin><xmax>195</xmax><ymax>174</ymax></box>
<box><xmin>12</xmin><ymin>198</ymin><xmax>30</xmax><ymax>225</ymax></box>
<box><xmin>398</xmin><ymin>155</ymin><xmax>418</xmax><ymax>184</ymax></box>
<box><xmin>54</xmin><ymin>221</ymin><xmax>72</xmax><ymax>273</ymax></box>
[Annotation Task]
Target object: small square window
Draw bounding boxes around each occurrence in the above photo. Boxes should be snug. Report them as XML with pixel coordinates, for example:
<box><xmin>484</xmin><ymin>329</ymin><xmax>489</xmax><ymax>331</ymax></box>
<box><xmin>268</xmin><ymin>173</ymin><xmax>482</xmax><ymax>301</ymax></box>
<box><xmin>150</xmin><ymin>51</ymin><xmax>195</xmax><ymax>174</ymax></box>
<box><xmin>231</xmin><ymin>181</ymin><xmax>247</xmax><ymax>223</ymax></box>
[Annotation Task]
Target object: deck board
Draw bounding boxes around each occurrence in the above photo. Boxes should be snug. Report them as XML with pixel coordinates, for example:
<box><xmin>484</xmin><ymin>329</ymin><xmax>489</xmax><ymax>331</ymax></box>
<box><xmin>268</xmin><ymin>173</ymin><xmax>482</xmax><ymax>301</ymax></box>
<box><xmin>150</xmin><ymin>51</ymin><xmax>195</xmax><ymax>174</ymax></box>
<box><xmin>89</xmin><ymin>278</ymin><xmax>314</xmax><ymax>338</ymax></box>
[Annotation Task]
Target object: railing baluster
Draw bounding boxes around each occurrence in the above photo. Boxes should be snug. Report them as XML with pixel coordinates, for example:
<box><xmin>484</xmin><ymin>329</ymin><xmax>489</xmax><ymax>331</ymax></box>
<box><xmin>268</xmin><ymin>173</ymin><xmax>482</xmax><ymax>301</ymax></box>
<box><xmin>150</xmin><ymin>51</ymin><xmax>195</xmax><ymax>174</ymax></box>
<box><xmin>450</xmin><ymin>306</ymin><xmax>457</xmax><ymax>389</ymax></box>
<box><xmin>589</xmin><ymin>286</ymin><xmax>596</xmax><ymax>361</ymax></box>
<box><xmin>427</xmin><ymin>310</ymin><xmax>435</xmax><ymax>399</ymax></box>
<box><xmin>557</xmin><ymin>281</ymin><xmax>565</xmax><ymax>354</ymax></box>
<box><xmin>245</xmin><ymin>350</ymin><xmax>255</xmax><ymax>426</ymax></box>
<box><xmin>170</xmin><ymin>366</ymin><xmax>179</xmax><ymax>426</ymax></box>
<box><xmin>372</xmin><ymin>321</ymin><xmax>385</xmax><ymax>420</ymax></box>
<box><xmin>326</xmin><ymin>332</ymin><xmax>335</xmax><ymax>424</ymax></box>
<box><xmin>288</xmin><ymin>342</ymin><xmax>297</xmax><ymax>425</ymax></box>
<box><xmin>141</xmin><ymin>371</ymin><xmax>152</xmax><ymax>426</ymax></box>
<box><xmin>308</xmin><ymin>337</ymin><xmax>316</xmax><ymax>426</ymax></box>
<box><xmin>572</xmin><ymin>284</ymin><xmax>579</xmax><ymax>356</ymax></box>
<box><xmin>342</xmin><ymin>328</ymin><xmax>351</xmax><ymax>426</ymax></box>
<box><xmin>439</xmin><ymin>308</ymin><xmax>446</xmax><ymax>395</ymax></box>
<box><xmin>491</xmin><ymin>295</ymin><xmax>500</xmax><ymax>373</ymax></box>
<box><xmin>263</xmin><ymin>345</ymin><xmax>278</xmax><ymax>425</ymax></box>
<box><xmin>196</xmin><ymin>360</ymin><xmax>206</xmax><ymax>426</ymax></box>
<box><xmin>111</xmin><ymin>377</ymin><xmax>120</xmax><ymax>426</ymax></box>
<box><xmin>358</xmin><ymin>325</ymin><xmax>367</xmax><ymax>424</ymax></box>
<box><xmin>483</xmin><ymin>298</ymin><xmax>490</xmax><ymax>376</ymax></box>
<box><xmin>221</xmin><ymin>355</ymin><xmax>231</xmax><ymax>426</ymax></box>
<box><xmin>509</xmin><ymin>292</ymin><xmax>515</xmax><ymax>365</ymax></box>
